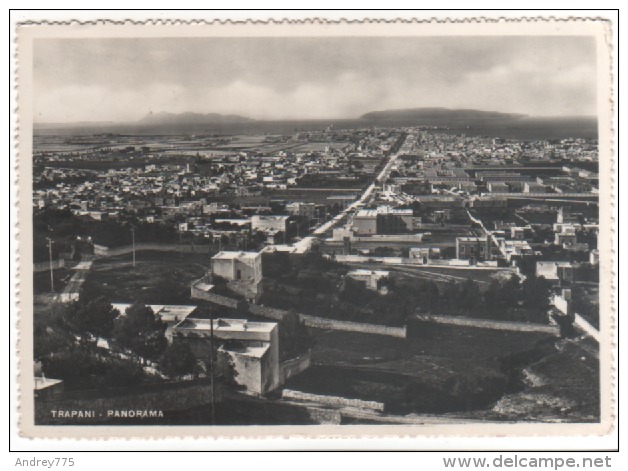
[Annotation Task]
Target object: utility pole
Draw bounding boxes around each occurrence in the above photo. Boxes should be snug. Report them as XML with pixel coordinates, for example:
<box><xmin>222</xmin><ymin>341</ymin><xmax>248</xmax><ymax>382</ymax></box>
<box><xmin>131</xmin><ymin>227</ymin><xmax>136</xmax><ymax>267</ymax></box>
<box><xmin>209</xmin><ymin>310</ymin><xmax>215</xmax><ymax>425</ymax></box>
<box><xmin>46</xmin><ymin>237</ymin><xmax>54</xmax><ymax>293</ymax></box>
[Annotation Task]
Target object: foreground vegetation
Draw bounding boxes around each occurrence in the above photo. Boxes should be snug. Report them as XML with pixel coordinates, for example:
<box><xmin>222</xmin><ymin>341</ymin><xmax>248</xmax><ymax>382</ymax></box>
<box><xmin>260</xmin><ymin>252</ymin><xmax>554</xmax><ymax>327</ymax></box>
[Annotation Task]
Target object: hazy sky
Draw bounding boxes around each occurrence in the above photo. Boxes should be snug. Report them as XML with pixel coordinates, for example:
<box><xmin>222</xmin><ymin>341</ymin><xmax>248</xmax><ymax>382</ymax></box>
<box><xmin>33</xmin><ymin>36</ymin><xmax>597</xmax><ymax>123</ymax></box>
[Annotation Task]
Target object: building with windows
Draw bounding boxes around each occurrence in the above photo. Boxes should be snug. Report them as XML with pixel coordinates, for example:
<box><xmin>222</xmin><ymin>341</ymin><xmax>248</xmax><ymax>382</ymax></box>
<box><xmin>523</xmin><ymin>182</ymin><xmax>546</xmax><ymax>193</ymax></box>
<box><xmin>236</xmin><ymin>186</ymin><xmax>262</xmax><ymax>197</ymax></box>
<box><xmin>211</xmin><ymin>251</ymin><xmax>262</xmax><ymax>284</ymax></box>
<box><xmin>456</xmin><ymin>236</ymin><xmax>492</xmax><ymax>261</ymax></box>
<box><xmin>251</xmin><ymin>215</ymin><xmax>289</xmax><ymax>232</ymax></box>
<box><xmin>409</xmin><ymin>247</ymin><xmax>441</xmax><ymax>264</ymax></box>
<box><xmin>554</xmin><ymin>225</ymin><xmax>578</xmax><ymax>247</ymax></box>
<box><xmin>346</xmin><ymin>269</ymin><xmax>390</xmax><ymax>292</ymax></box>
<box><xmin>536</xmin><ymin>261</ymin><xmax>574</xmax><ymax>282</ymax></box>
<box><xmin>170</xmin><ymin>317</ymin><xmax>280</xmax><ymax>395</ymax></box>
<box><xmin>352</xmin><ymin>206</ymin><xmax>413</xmax><ymax>235</ymax></box>
<box><xmin>112</xmin><ymin>303</ymin><xmax>197</xmax><ymax>325</ymax></box>
<box><xmin>352</xmin><ymin>209</ymin><xmax>378</xmax><ymax>235</ymax></box>
<box><xmin>286</xmin><ymin>202</ymin><xmax>316</xmax><ymax>218</ymax></box>
<box><xmin>487</xmin><ymin>181</ymin><xmax>509</xmax><ymax>193</ymax></box>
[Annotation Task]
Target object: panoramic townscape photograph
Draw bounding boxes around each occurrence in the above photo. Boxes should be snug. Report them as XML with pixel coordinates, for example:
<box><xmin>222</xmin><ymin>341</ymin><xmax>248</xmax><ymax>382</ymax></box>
<box><xmin>30</xmin><ymin>33</ymin><xmax>602</xmax><ymax>427</ymax></box>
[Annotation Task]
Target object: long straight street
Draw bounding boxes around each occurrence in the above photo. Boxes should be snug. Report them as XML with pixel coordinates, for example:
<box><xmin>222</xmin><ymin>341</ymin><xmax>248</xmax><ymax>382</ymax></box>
<box><xmin>312</xmin><ymin>137</ymin><xmax>405</xmax><ymax>237</ymax></box>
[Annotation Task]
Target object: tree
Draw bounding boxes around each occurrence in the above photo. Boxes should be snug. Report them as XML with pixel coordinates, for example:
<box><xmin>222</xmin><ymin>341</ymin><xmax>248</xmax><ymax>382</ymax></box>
<box><xmin>440</xmin><ymin>280</ymin><xmax>460</xmax><ymax>314</ymax></box>
<box><xmin>502</xmin><ymin>274</ymin><xmax>523</xmax><ymax>305</ymax></box>
<box><xmin>339</xmin><ymin>277</ymin><xmax>370</xmax><ymax>304</ymax></box>
<box><xmin>423</xmin><ymin>281</ymin><xmax>441</xmax><ymax>313</ymax></box>
<box><xmin>159</xmin><ymin>342</ymin><xmax>196</xmax><ymax>379</ymax></box>
<box><xmin>101</xmin><ymin>359</ymin><xmax>146</xmax><ymax>388</ymax></box>
<box><xmin>279</xmin><ymin>311</ymin><xmax>315</xmax><ymax>361</ymax></box>
<box><xmin>521</xmin><ymin>275</ymin><xmax>552</xmax><ymax>313</ymax></box>
<box><xmin>42</xmin><ymin>343</ymin><xmax>147</xmax><ymax>390</ymax></box>
<box><xmin>137</xmin><ymin>276</ymin><xmax>189</xmax><ymax>305</ymax></box>
<box><xmin>112</xmin><ymin>302</ymin><xmax>167</xmax><ymax>361</ymax></box>
<box><xmin>68</xmin><ymin>296</ymin><xmax>119</xmax><ymax>338</ymax></box>
<box><xmin>458</xmin><ymin>278</ymin><xmax>482</xmax><ymax>315</ymax></box>
<box><xmin>483</xmin><ymin>275</ymin><xmax>521</xmax><ymax>315</ymax></box>
<box><xmin>33</xmin><ymin>305</ymin><xmax>75</xmax><ymax>360</ymax></box>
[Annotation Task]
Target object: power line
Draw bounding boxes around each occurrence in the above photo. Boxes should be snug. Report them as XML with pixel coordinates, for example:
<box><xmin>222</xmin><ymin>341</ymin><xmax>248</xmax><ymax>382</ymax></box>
<box><xmin>46</xmin><ymin>237</ymin><xmax>55</xmax><ymax>293</ymax></box>
<box><xmin>131</xmin><ymin>227</ymin><xmax>136</xmax><ymax>267</ymax></box>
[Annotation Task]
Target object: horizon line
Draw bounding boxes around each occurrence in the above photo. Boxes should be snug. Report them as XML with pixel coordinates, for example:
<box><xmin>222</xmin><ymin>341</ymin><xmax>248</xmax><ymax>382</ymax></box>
<box><xmin>33</xmin><ymin>111</ymin><xmax>598</xmax><ymax>127</ymax></box>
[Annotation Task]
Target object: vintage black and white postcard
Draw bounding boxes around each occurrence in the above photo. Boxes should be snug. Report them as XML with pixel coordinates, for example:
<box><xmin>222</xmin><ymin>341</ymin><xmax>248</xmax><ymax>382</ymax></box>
<box><xmin>15</xmin><ymin>17</ymin><xmax>615</xmax><ymax>440</ymax></box>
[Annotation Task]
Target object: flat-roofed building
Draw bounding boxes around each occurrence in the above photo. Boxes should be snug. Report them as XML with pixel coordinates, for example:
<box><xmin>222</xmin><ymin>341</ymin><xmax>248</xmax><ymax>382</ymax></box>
<box><xmin>554</xmin><ymin>225</ymin><xmax>578</xmax><ymax>247</ymax></box>
<box><xmin>236</xmin><ymin>186</ymin><xmax>262</xmax><ymax>197</ymax></box>
<box><xmin>211</xmin><ymin>251</ymin><xmax>262</xmax><ymax>285</ymax></box>
<box><xmin>456</xmin><ymin>236</ymin><xmax>492</xmax><ymax>261</ymax></box>
<box><xmin>286</xmin><ymin>202</ymin><xmax>316</xmax><ymax>218</ymax></box>
<box><xmin>251</xmin><ymin>215</ymin><xmax>289</xmax><ymax>232</ymax></box>
<box><xmin>112</xmin><ymin>303</ymin><xmax>197</xmax><ymax>325</ymax></box>
<box><xmin>170</xmin><ymin>317</ymin><xmax>280</xmax><ymax>395</ymax></box>
<box><xmin>536</xmin><ymin>261</ymin><xmax>574</xmax><ymax>282</ymax></box>
<box><xmin>346</xmin><ymin>269</ymin><xmax>390</xmax><ymax>292</ymax></box>
<box><xmin>376</xmin><ymin>206</ymin><xmax>413</xmax><ymax>233</ymax></box>
<box><xmin>352</xmin><ymin>206</ymin><xmax>413</xmax><ymax>235</ymax></box>
<box><xmin>487</xmin><ymin>181</ymin><xmax>509</xmax><ymax>193</ymax></box>
<box><xmin>34</xmin><ymin>376</ymin><xmax>64</xmax><ymax>400</ymax></box>
<box><xmin>409</xmin><ymin>247</ymin><xmax>441</xmax><ymax>264</ymax></box>
<box><xmin>557</xmin><ymin>207</ymin><xmax>580</xmax><ymax>224</ymax></box>
<box><xmin>353</xmin><ymin>209</ymin><xmax>378</xmax><ymax>235</ymax></box>
<box><xmin>524</xmin><ymin>182</ymin><xmax>546</xmax><ymax>193</ymax></box>
<box><xmin>468</xmin><ymin>197</ymin><xmax>507</xmax><ymax>208</ymax></box>
<box><xmin>510</xmin><ymin>226</ymin><xmax>533</xmax><ymax>240</ymax></box>
<box><xmin>431</xmin><ymin>209</ymin><xmax>452</xmax><ymax>223</ymax></box>
<box><xmin>499</xmin><ymin>239</ymin><xmax>534</xmax><ymax>262</ymax></box>
<box><xmin>552</xmin><ymin>288</ymin><xmax>573</xmax><ymax>316</ymax></box>
<box><xmin>555</xmin><ymin>231</ymin><xmax>578</xmax><ymax>247</ymax></box>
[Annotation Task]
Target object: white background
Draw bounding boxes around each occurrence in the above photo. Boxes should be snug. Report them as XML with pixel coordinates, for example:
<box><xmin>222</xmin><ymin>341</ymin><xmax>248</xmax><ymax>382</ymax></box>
<box><xmin>6</xmin><ymin>5</ymin><xmax>622</xmax><ymax>465</ymax></box>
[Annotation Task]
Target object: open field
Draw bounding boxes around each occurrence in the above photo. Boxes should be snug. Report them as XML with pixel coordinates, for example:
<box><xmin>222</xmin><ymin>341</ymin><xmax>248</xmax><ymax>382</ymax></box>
<box><xmin>33</xmin><ymin>268</ymin><xmax>73</xmax><ymax>295</ymax></box>
<box><xmin>284</xmin><ymin>326</ymin><xmax>559</xmax><ymax>415</ymax></box>
<box><xmin>209</xmin><ymin>135</ymin><xmax>352</xmax><ymax>154</ymax></box>
<box><xmin>290</xmin><ymin>142</ymin><xmax>350</xmax><ymax>152</ymax></box>
<box><xmin>342</xmin><ymin>261</ymin><xmax>515</xmax><ymax>290</ymax></box>
<box><xmin>210</xmin><ymin>134</ymin><xmax>300</xmax><ymax>153</ymax></box>
<box><xmin>209</xmin><ymin>188</ymin><xmax>359</xmax><ymax>206</ymax></box>
<box><xmin>286</xmin><ymin>325</ymin><xmax>598</xmax><ymax>421</ymax></box>
<box><xmin>390</xmin><ymin>265</ymin><xmax>516</xmax><ymax>285</ymax></box>
<box><xmin>488</xmin><ymin>336</ymin><xmax>600</xmax><ymax>422</ymax></box>
<box><xmin>81</xmin><ymin>252</ymin><xmax>210</xmax><ymax>304</ymax></box>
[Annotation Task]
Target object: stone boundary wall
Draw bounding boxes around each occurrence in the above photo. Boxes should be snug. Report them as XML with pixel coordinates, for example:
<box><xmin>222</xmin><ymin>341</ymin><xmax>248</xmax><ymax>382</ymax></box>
<box><xmin>279</xmin><ymin>351</ymin><xmax>312</xmax><ymax>384</ymax></box>
<box><xmin>33</xmin><ymin>259</ymin><xmax>65</xmax><ymax>272</ymax></box>
<box><xmin>282</xmin><ymin>389</ymin><xmax>385</xmax><ymax>412</ymax></box>
<box><xmin>334</xmin><ymin>254</ymin><xmax>499</xmax><ymax>269</ymax></box>
<box><xmin>297</xmin><ymin>313</ymin><xmax>406</xmax><ymax>337</ymax></box>
<box><xmin>190</xmin><ymin>281</ymin><xmax>406</xmax><ymax>338</ymax></box>
<box><xmin>93</xmin><ymin>243</ymin><xmax>211</xmax><ymax>258</ymax></box>
<box><xmin>414</xmin><ymin>223</ymin><xmax>472</xmax><ymax>230</ymax></box>
<box><xmin>574</xmin><ymin>314</ymin><xmax>601</xmax><ymax>342</ymax></box>
<box><xmin>190</xmin><ymin>283</ymin><xmax>239</xmax><ymax>309</ymax></box>
<box><xmin>414</xmin><ymin>314</ymin><xmax>560</xmax><ymax>335</ymax></box>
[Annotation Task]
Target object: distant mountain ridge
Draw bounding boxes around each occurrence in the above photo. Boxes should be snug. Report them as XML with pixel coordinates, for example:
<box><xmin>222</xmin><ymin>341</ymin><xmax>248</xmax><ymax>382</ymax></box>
<box><xmin>36</xmin><ymin>107</ymin><xmax>531</xmax><ymax>128</ymax></box>
<box><xmin>34</xmin><ymin>108</ymin><xmax>596</xmax><ymax>140</ymax></box>
<box><xmin>360</xmin><ymin>107</ymin><xmax>527</xmax><ymax>122</ymax></box>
